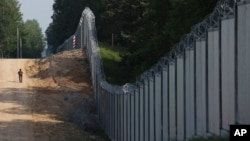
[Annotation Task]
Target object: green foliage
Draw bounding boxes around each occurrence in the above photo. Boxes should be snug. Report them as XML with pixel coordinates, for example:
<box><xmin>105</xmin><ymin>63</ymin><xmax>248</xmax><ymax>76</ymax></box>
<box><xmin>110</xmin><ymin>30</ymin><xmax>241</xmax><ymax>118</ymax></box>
<box><xmin>97</xmin><ymin>0</ymin><xmax>147</xmax><ymax>46</ymax></box>
<box><xmin>0</xmin><ymin>0</ymin><xmax>23</xmax><ymax>57</ymax></box>
<box><xmin>46</xmin><ymin>0</ymin><xmax>91</xmax><ymax>53</ymax></box>
<box><xmin>121</xmin><ymin>0</ymin><xmax>218</xmax><ymax>79</ymax></box>
<box><xmin>100</xmin><ymin>46</ymin><xmax>122</xmax><ymax>62</ymax></box>
<box><xmin>47</xmin><ymin>0</ymin><xmax>219</xmax><ymax>83</ymax></box>
<box><xmin>22</xmin><ymin>19</ymin><xmax>45</xmax><ymax>58</ymax></box>
<box><xmin>0</xmin><ymin>0</ymin><xmax>44</xmax><ymax>58</ymax></box>
<box><xmin>99</xmin><ymin>43</ymin><xmax>130</xmax><ymax>85</ymax></box>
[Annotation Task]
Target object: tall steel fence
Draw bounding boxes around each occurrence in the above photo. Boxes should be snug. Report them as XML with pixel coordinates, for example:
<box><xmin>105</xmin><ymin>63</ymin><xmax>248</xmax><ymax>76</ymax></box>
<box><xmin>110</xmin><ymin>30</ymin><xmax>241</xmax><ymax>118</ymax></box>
<box><xmin>57</xmin><ymin>1</ymin><xmax>250</xmax><ymax>140</ymax></box>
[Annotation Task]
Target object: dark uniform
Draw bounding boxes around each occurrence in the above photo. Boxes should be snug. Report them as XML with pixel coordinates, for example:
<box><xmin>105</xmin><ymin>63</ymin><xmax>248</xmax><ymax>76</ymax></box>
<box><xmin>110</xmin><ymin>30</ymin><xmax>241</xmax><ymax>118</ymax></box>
<box><xmin>18</xmin><ymin>69</ymin><xmax>23</xmax><ymax>83</ymax></box>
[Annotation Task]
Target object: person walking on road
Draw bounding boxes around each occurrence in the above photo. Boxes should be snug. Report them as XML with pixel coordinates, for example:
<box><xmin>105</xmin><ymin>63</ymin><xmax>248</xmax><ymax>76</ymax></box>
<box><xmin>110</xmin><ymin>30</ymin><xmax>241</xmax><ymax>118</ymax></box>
<box><xmin>18</xmin><ymin>69</ymin><xmax>23</xmax><ymax>83</ymax></box>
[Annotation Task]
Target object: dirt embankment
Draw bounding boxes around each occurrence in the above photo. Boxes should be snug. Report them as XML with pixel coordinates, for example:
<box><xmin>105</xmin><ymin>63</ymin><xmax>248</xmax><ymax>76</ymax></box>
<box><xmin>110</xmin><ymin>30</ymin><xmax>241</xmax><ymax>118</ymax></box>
<box><xmin>26</xmin><ymin>49</ymin><xmax>109</xmax><ymax>141</ymax></box>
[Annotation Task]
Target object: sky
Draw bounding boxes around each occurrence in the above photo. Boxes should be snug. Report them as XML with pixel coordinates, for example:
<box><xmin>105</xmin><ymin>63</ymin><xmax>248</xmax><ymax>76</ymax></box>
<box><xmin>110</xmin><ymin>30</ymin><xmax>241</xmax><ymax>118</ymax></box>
<box><xmin>18</xmin><ymin>0</ymin><xmax>54</xmax><ymax>35</ymax></box>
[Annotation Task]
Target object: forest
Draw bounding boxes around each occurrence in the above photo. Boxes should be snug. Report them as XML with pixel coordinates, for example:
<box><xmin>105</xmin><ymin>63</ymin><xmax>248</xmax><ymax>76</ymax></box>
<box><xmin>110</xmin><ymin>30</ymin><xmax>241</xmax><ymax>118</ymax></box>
<box><xmin>46</xmin><ymin>0</ymin><xmax>219</xmax><ymax>83</ymax></box>
<box><xmin>0</xmin><ymin>0</ymin><xmax>44</xmax><ymax>58</ymax></box>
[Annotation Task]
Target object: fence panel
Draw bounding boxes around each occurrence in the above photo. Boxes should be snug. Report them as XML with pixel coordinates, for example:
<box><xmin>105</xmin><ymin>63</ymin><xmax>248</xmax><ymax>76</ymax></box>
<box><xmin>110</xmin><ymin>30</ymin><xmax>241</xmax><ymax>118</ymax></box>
<box><xmin>139</xmin><ymin>84</ymin><xmax>144</xmax><ymax>141</ymax></box>
<box><xmin>195</xmin><ymin>40</ymin><xmax>207</xmax><ymax>136</ymax></box>
<box><xmin>185</xmin><ymin>48</ymin><xmax>195</xmax><ymax>140</ymax></box>
<box><xmin>55</xmin><ymin>2</ymin><xmax>250</xmax><ymax>140</ymax></box>
<box><xmin>155</xmin><ymin>72</ymin><xmax>162</xmax><ymax>141</ymax></box>
<box><xmin>105</xmin><ymin>91</ymin><xmax>108</xmax><ymax>131</ymax></box>
<box><xmin>130</xmin><ymin>92</ymin><xmax>135</xmax><ymax>141</ymax></box>
<box><xmin>176</xmin><ymin>56</ymin><xmax>185</xmax><ymax>141</ymax></box>
<box><xmin>124</xmin><ymin>94</ymin><xmax>128</xmax><ymax>141</ymax></box>
<box><xmin>237</xmin><ymin>2</ymin><xmax>250</xmax><ymax>124</ymax></box>
<box><xmin>162</xmin><ymin>67</ymin><xmax>169</xmax><ymax>141</ymax></box>
<box><xmin>115</xmin><ymin>94</ymin><xmax>118</xmax><ymax>140</ymax></box>
<box><xmin>144</xmin><ymin>80</ymin><xmax>149</xmax><ymax>141</ymax></box>
<box><xmin>207</xmin><ymin>29</ymin><xmax>220</xmax><ymax>135</ymax></box>
<box><xmin>97</xmin><ymin>85</ymin><xmax>100</xmax><ymax>126</ymax></box>
<box><xmin>149</xmin><ymin>77</ymin><xmax>155</xmax><ymax>141</ymax></box>
<box><xmin>118</xmin><ymin>94</ymin><xmax>122</xmax><ymax>141</ymax></box>
<box><xmin>111</xmin><ymin>93</ymin><xmax>115</xmax><ymax>140</ymax></box>
<box><xmin>127</xmin><ymin>93</ymin><xmax>131</xmax><ymax>141</ymax></box>
<box><xmin>120</xmin><ymin>94</ymin><xmax>124</xmax><ymax>141</ymax></box>
<box><xmin>135</xmin><ymin>89</ymin><xmax>139</xmax><ymax>141</ymax></box>
<box><xmin>169</xmin><ymin>62</ymin><xmax>176</xmax><ymax>140</ymax></box>
<box><xmin>221</xmin><ymin>17</ymin><xmax>236</xmax><ymax>133</ymax></box>
<box><xmin>109</xmin><ymin>92</ymin><xmax>112</xmax><ymax>135</ymax></box>
<box><xmin>100</xmin><ymin>88</ymin><xmax>104</xmax><ymax>127</ymax></box>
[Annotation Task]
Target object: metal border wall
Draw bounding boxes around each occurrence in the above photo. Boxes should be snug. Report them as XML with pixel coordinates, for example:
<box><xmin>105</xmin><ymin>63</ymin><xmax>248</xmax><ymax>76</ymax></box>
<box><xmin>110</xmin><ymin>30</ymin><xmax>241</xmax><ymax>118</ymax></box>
<box><xmin>56</xmin><ymin>1</ymin><xmax>250</xmax><ymax>140</ymax></box>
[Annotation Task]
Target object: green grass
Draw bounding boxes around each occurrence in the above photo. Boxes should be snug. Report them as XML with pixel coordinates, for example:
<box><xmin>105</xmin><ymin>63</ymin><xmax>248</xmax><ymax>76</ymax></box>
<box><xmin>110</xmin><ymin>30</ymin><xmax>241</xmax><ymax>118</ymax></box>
<box><xmin>99</xmin><ymin>45</ymin><xmax>122</xmax><ymax>62</ymax></box>
<box><xmin>99</xmin><ymin>42</ymin><xmax>129</xmax><ymax>85</ymax></box>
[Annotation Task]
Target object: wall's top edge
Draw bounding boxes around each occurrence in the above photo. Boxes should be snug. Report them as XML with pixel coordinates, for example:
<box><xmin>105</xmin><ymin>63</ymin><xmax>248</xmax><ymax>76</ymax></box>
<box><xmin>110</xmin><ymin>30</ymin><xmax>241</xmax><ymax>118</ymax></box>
<box><xmin>221</xmin><ymin>15</ymin><xmax>235</xmax><ymax>20</ymax></box>
<box><xmin>237</xmin><ymin>0</ymin><xmax>250</xmax><ymax>6</ymax></box>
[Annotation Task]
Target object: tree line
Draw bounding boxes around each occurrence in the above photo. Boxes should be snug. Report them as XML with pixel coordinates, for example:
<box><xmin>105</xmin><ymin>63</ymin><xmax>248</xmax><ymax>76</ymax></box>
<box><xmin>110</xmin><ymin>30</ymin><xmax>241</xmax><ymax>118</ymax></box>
<box><xmin>0</xmin><ymin>0</ymin><xmax>44</xmax><ymax>58</ymax></box>
<box><xmin>46</xmin><ymin>0</ymin><xmax>218</xmax><ymax>81</ymax></box>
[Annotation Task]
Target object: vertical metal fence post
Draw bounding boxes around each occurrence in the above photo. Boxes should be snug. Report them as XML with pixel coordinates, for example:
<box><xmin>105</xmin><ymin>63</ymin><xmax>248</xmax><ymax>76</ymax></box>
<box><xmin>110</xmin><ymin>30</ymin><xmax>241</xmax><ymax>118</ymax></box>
<box><xmin>127</xmin><ymin>92</ymin><xmax>131</xmax><ymax>141</ymax></box>
<box><xmin>176</xmin><ymin>56</ymin><xmax>185</xmax><ymax>141</ymax></box>
<box><xmin>207</xmin><ymin>29</ymin><xmax>220</xmax><ymax>135</ymax></box>
<box><xmin>110</xmin><ymin>93</ymin><xmax>114</xmax><ymax>140</ymax></box>
<box><xmin>134</xmin><ymin>88</ymin><xmax>139</xmax><ymax>141</ymax></box>
<box><xmin>105</xmin><ymin>90</ymin><xmax>108</xmax><ymax>130</ymax></box>
<box><xmin>154</xmin><ymin>71</ymin><xmax>162</xmax><ymax>141</ymax></box>
<box><xmin>55</xmin><ymin>4</ymin><xmax>250</xmax><ymax>141</ymax></box>
<box><xmin>221</xmin><ymin>16</ymin><xmax>235</xmax><ymax>134</ymax></box>
<box><xmin>121</xmin><ymin>93</ymin><xmax>124</xmax><ymax>141</ymax></box>
<box><xmin>185</xmin><ymin>48</ymin><xmax>195</xmax><ymax>140</ymax></box>
<box><xmin>103</xmin><ymin>88</ymin><xmax>106</xmax><ymax>128</ymax></box>
<box><xmin>169</xmin><ymin>62</ymin><xmax>176</xmax><ymax>140</ymax></box>
<box><xmin>109</xmin><ymin>92</ymin><xmax>113</xmax><ymax>136</ymax></box>
<box><xmin>103</xmin><ymin>89</ymin><xmax>105</xmax><ymax>128</ymax></box>
<box><xmin>124</xmin><ymin>93</ymin><xmax>128</xmax><ymax>141</ymax></box>
<box><xmin>195</xmin><ymin>40</ymin><xmax>207</xmax><ymax>136</ymax></box>
<box><xmin>236</xmin><ymin>2</ymin><xmax>250</xmax><ymax>125</ymax></box>
<box><xmin>149</xmin><ymin>76</ymin><xmax>155</xmax><ymax>141</ymax></box>
<box><xmin>98</xmin><ymin>85</ymin><xmax>102</xmax><ymax>126</ymax></box>
<box><xmin>162</xmin><ymin>66</ymin><xmax>169</xmax><ymax>141</ymax></box>
<box><xmin>103</xmin><ymin>89</ymin><xmax>106</xmax><ymax>130</ymax></box>
<box><xmin>143</xmin><ymin>79</ymin><xmax>149</xmax><ymax>141</ymax></box>
<box><xmin>81</xmin><ymin>24</ymin><xmax>83</xmax><ymax>48</ymax></box>
<box><xmin>107</xmin><ymin>91</ymin><xmax>109</xmax><ymax>136</ymax></box>
<box><xmin>131</xmin><ymin>91</ymin><xmax>135</xmax><ymax>141</ymax></box>
<box><xmin>118</xmin><ymin>94</ymin><xmax>121</xmax><ymax>141</ymax></box>
<box><xmin>115</xmin><ymin>93</ymin><xmax>118</xmax><ymax>140</ymax></box>
<box><xmin>139</xmin><ymin>84</ymin><xmax>144</xmax><ymax>141</ymax></box>
<box><xmin>99</xmin><ymin>87</ymin><xmax>103</xmax><ymax>128</ymax></box>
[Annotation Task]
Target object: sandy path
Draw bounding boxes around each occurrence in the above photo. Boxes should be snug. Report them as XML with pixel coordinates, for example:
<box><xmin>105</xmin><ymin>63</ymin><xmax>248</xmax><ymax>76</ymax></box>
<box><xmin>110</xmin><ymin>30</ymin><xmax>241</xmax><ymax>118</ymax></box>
<box><xmin>0</xmin><ymin>59</ymin><xmax>34</xmax><ymax>141</ymax></box>
<box><xmin>0</xmin><ymin>50</ymin><xmax>107</xmax><ymax>141</ymax></box>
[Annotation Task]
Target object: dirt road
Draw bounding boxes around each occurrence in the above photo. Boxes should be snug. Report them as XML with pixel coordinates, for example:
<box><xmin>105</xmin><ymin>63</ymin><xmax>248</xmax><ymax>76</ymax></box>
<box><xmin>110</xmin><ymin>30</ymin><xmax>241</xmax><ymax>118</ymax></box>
<box><xmin>0</xmin><ymin>59</ymin><xmax>34</xmax><ymax>141</ymax></box>
<box><xmin>0</xmin><ymin>50</ymin><xmax>109</xmax><ymax>141</ymax></box>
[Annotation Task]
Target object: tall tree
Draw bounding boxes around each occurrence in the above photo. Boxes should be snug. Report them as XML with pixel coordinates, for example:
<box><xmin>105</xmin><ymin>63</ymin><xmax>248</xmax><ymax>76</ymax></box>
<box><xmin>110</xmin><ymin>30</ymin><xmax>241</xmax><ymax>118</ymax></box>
<box><xmin>96</xmin><ymin>0</ymin><xmax>147</xmax><ymax>48</ymax></box>
<box><xmin>119</xmin><ymin>0</ymin><xmax>218</xmax><ymax>77</ymax></box>
<box><xmin>46</xmin><ymin>0</ymin><xmax>219</xmax><ymax>80</ymax></box>
<box><xmin>0</xmin><ymin>0</ymin><xmax>24</xmax><ymax>58</ymax></box>
<box><xmin>22</xmin><ymin>19</ymin><xmax>45</xmax><ymax>58</ymax></box>
<box><xmin>46</xmin><ymin>0</ymin><xmax>89</xmax><ymax>53</ymax></box>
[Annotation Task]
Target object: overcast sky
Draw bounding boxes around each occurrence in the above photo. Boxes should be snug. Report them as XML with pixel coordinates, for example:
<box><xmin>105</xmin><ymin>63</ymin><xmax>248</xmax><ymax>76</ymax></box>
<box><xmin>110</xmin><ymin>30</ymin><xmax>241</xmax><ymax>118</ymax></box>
<box><xmin>18</xmin><ymin>0</ymin><xmax>54</xmax><ymax>35</ymax></box>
